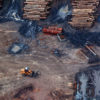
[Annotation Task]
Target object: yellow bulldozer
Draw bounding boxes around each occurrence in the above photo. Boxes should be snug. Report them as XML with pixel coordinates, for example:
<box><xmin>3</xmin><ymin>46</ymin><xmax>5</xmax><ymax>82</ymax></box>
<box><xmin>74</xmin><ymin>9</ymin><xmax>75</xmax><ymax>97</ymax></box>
<box><xmin>20</xmin><ymin>67</ymin><xmax>40</xmax><ymax>78</ymax></box>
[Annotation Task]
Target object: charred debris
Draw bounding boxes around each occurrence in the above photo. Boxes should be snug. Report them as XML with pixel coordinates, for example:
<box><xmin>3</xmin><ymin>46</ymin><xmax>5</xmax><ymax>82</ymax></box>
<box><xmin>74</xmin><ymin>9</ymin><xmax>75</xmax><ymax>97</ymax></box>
<box><xmin>74</xmin><ymin>65</ymin><xmax>100</xmax><ymax>100</ymax></box>
<box><xmin>0</xmin><ymin>0</ymin><xmax>100</xmax><ymax>64</ymax></box>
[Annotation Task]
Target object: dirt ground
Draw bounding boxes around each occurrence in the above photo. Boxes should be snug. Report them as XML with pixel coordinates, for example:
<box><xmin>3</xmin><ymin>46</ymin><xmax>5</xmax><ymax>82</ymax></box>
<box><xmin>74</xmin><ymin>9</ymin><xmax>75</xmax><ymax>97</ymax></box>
<box><xmin>0</xmin><ymin>21</ymin><xmax>99</xmax><ymax>100</ymax></box>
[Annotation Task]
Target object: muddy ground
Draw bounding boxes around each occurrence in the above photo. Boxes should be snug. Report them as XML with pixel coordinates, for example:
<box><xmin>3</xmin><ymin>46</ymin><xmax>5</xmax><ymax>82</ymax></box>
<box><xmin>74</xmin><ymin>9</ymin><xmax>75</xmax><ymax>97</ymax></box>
<box><xmin>0</xmin><ymin>21</ymin><xmax>100</xmax><ymax>100</ymax></box>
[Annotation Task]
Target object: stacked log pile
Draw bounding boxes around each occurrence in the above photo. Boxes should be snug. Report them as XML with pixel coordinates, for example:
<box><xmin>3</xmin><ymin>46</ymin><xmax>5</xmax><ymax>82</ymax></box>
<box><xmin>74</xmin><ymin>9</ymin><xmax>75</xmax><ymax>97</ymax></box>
<box><xmin>23</xmin><ymin>0</ymin><xmax>52</xmax><ymax>20</ymax></box>
<box><xmin>69</xmin><ymin>0</ymin><xmax>100</xmax><ymax>28</ymax></box>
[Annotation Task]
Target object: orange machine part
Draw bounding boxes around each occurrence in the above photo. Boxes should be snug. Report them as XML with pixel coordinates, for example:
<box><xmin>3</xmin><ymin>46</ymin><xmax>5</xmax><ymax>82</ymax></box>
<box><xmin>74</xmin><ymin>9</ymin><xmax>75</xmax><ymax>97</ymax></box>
<box><xmin>43</xmin><ymin>26</ymin><xmax>62</xmax><ymax>35</ymax></box>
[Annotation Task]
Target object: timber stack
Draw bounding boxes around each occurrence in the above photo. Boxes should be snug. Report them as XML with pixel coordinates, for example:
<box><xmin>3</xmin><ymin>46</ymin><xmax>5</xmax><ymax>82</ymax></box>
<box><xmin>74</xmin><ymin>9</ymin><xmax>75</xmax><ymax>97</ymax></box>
<box><xmin>23</xmin><ymin>0</ymin><xmax>52</xmax><ymax>20</ymax></box>
<box><xmin>69</xmin><ymin>0</ymin><xmax>100</xmax><ymax>28</ymax></box>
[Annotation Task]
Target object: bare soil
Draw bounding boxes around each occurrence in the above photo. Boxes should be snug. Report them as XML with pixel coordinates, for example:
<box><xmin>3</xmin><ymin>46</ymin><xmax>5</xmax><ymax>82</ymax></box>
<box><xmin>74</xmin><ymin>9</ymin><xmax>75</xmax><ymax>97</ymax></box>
<box><xmin>0</xmin><ymin>21</ymin><xmax>99</xmax><ymax>100</ymax></box>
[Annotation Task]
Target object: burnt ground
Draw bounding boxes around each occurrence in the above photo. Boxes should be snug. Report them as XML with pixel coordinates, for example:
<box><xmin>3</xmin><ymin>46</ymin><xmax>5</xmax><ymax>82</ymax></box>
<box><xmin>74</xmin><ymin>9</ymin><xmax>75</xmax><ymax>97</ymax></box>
<box><xmin>0</xmin><ymin>21</ymin><xmax>100</xmax><ymax>100</ymax></box>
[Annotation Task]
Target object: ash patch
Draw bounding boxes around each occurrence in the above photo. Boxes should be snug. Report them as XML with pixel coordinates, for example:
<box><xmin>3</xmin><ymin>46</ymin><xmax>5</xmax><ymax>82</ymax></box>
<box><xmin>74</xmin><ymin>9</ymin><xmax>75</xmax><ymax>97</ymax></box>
<box><xmin>50</xmin><ymin>89</ymin><xmax>73</xmax><ymax>100</ymax></box>
<box><xmin>14</xmin><ymin>84</ymin><xmax>34</xmax><ymax>98</ymax></box>
<box><xmin>13</xmin><ymin>84</ymin><xmax>34</xmax><ymax>99</ymax></box>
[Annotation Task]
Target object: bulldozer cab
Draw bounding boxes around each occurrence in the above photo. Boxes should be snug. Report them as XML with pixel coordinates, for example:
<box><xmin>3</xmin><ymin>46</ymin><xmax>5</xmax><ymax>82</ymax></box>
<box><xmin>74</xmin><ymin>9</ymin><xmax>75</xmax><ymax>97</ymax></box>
<box><xmin>20</xmin><ymin>68</ymin><xmax>32</xmax><ymax>76</ymax></box>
